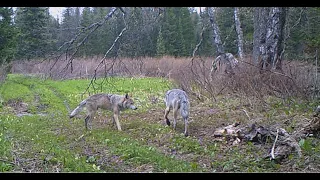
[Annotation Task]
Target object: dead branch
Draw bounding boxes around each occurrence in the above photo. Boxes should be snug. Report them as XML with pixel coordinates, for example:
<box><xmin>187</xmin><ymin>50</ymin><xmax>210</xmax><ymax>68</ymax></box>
<box><xmin>242</xmin><ymin>109</ymin><xmax>251</xmax><ymax>121</ymax></box>
<box><xmin>238</xmin><ymin>59</ymin><xmax>306</xmax><ymax>98</ymax></box>
<box><xmin>82</xmin><ymin>10</ymin><xmax>128</xmax><ymax>95</ymax></box>
<box><xmin>48</xmin><ymin>7</ymin><xmax>120</xmax><ymax>78</ymax></box>
<box><xmin>270</xmin><ymin>128</ymin><xmax>279</xmax><ymax>160</ymax></box>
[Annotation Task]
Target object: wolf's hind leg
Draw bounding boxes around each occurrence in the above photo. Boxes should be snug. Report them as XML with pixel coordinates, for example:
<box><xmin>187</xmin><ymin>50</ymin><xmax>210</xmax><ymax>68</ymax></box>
<box><xmin>172</xmin><ymin>107</ymin><xmax>178</xmax><ymax>130</ymax></box>
<box><xmin>164</xmin><ymin>106</ymin><xmax>171</xmax><ymax>126</ymax></box>
<box><xmin>184</xmin><ymin>118</ymin><xmax>188</xmax><ymax>137</ymax></box>
<box><xmin>85</xmin><ymin>115</ymin><xmax>92</xmax><ymax>130</ymax></box>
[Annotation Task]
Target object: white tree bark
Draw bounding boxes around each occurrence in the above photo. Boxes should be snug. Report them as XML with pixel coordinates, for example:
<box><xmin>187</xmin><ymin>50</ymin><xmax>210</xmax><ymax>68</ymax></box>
<box><xmin>207</xmin><ymin>7</ymin><xmax>224</xmax><ymax>54</ymax></box>
<box><xmin>208</xmin><ymin>7</ymin><xmax>239</xmax><ymax>77</ymax></box>
<box><xmin>265</xmin><ymin>7</ymin><xmax>287</xmax><ymax>71</ymax></box>
<box><xmin>234</xmin><ymin>7</ymin><xmax>244</xmax><ymax>59</ymax></box>
<box><xmin>253</xmin><ymin>7</ymin><xmax>270</xmax><ymax>69</ymax></box>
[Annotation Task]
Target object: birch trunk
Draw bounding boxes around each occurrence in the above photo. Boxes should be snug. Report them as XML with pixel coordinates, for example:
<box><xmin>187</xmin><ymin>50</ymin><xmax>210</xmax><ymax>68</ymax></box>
<box><xmin>208</xmin><ymin>7</ymin><xmax>239</xmax><ymax>77</ymax></box>
<box><xmin>253</xmin><ymin>7</ymin><xmax>270</xmax><ymax>69</ymax></box>
<box><xmin>207</xmin><ymin>7</ymin><xmax>224</xmax><ymax>54</ymax></box>
<box><xmin>274</xmin><ymin>7</ymin><xmax>287</xmax><ymax>71</ymax></box>
<box><xmin>253</xmin><ymin>8</ymin><xmax>260</xmax><ymax>65</ymax></box>
<box><xmin>234</xmin><ymin>7</ymin><xmax>244</xmax><ymax>59</ymax></box>
<box><xmin>265</xmin><ymin>7</ymin><xmax>287</xmax><ymax>71</ymax></box>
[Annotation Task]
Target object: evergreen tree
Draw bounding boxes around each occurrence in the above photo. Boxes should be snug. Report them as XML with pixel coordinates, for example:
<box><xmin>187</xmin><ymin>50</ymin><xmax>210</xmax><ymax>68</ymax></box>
<box><xmin>0</xmin><ymin>7</ymin><xmax>17</xmax><ymax>65</ymax></box>
<box><xmin>119</xmin><ymin>7</ymin><xmax>144</xmax><ymax>57</ymax></box>
<box><xmin>161</xmin><ymin>8</ymin><xmax>179</xmax><ymax>57</ymax></box>
<box><xmin>15</xmin><ymin>7</ymin><xmax>52</xmax><ymax>60</ymax></box>
<box><xmin>198</xmin><ymin>8</ymin><xmax>215</xmax><ymax>57</ymax></box>
<box><xmin>179</xmin><ymin>7</ymin><xmax>196</xmax><ymax>56</ymax></box>
<box><xmin>156</xmin><ymin>27</ymin><xmax>166</xmax><ymax>57</ymax></box>
<box><xmin>80</xmin><ymin>7</ymin><xmax>94</xmax><ymax>56</ymax></box>
<box><xmin>59</xmin><ymin>7</ymin><xmax>76</xmax><ymax>47</ymax></box>
<box><xmin>90</xmin><ymin>7</ymin><xmax>111</xmax><ymax>56</ymax></box>
<box><xmin>285</xmin><ymin>7</ymin><xmax>320</xmax><ymax>60</ymax></box>
<box><xmin>45</xmin><ymin>8</ymin><xmax>60</xmax><ymax>55</ymax></box>
<box><xmin>138</xmin><ymin>7</ymin><xmax>159</xmax><ymax>57</ymax></box>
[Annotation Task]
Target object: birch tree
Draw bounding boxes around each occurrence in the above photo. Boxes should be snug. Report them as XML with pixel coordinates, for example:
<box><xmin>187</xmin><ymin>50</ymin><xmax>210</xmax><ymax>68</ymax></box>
<box><xmin>253</xmin><ymin>7</ymin><xmax>287</xmax><ymax>71</ymax></box>
<box><xmin>234</xmin><ymin>7</ymin><xmax>244</xmax><ymax>59</ymax></box>
<box><xmin>207</xmin><ymin>7</ymin><xmax>238</xmax><ymax>76</ymax></box>
<box><xmin>269</xmin><ymin>7</ymin><xmax>287</xmax><ymax>71</ymax></box>
<box><xmin>253</xmin><ymin>7</ymin><xmax>269</xmax><ymax>66</ymax></box>
<box><xmin>207</xmin><ymin>7</ymin><xmax>224</xmax><ymax>54</ymax></box>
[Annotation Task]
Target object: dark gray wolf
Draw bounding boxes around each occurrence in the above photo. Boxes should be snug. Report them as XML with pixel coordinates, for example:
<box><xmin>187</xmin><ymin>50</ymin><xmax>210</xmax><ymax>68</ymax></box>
<box><xmin>164</xmin><ymin>89</ymin><xmax>190</xmax><ymax>136</ymax></box>
<box><xmin>69</xmin><ymin>93</ymin><xmax>137</xmax><ymax>131</ymax></box>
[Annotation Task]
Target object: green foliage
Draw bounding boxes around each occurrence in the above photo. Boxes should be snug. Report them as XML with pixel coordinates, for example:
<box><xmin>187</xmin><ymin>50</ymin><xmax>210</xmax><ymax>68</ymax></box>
<box><xmin>0</xmin><ymin>7</ymin><xmax>17</xmax><ymax>65</ymax></box>
<box><xmin>156</xmin><ymin>28</ymin><xmax>166</xmax><ymax>57</ymax></box>
<box><xmin>160</xmin><ymin>7</ymin><xmax>196</xmax><ymax>57</ymax></box>
<box><xmin>299</xmin><ymin>138</ymin><xmax>313</xmax><ymax>154</ymax></box>
<box><xmin>0</xmin><ymin>74</ymin><xmax>207</xmax><ymax>172</ymax></box>
<box><xmin>1</xmin><ymin>74</ymin><xmax>320</xmax><ymax>172</ymax></box>
<box><xmin>3</xmin><ymin>7</ymin><xmax>320</xmax><ymax>61</ymax></box>
<box><xmin>285</xmin><ymin>7</ymin><xmax>320</xmax><ymax>60</ymax></box>
<box><xmin>0</xmin><ymin>74</ymin><xmax>175</xmax><ymax>172</ymax></box>
<box><xmin>14</xmin><ymin>7</ymin><xmax>54</xmax><ymax>60</ymax></box>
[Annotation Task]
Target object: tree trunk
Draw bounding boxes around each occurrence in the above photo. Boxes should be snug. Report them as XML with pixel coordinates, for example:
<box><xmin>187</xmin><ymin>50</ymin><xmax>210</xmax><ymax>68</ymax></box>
<box><xmin>207</xmin><ymin>7</ymin><xmax>224</xmax><ymax>55</ymax></box>
<box><xmin>254</xmin><ymin>7</ymin><xmax>270</xmax><ymax>70</ymax></box>
<box><xmin>208</xmin><ymin>7</ymin><xmax>239</xmax><ymax>77</ymax></box>
<box><xmin>265</xmin><ymin>7</ymin><xmax>287</xmax><ymax>72</ymax></box>
<box><xmin>253</xmin><ymin>8</ymin><xmax>260</xmax><ymax>65</ymax></box>
<box><xmin>234</xmin><ymin>7</ymin><xmax>244</xmax><ymax>59</ymax></box>
<box><xmin>274</xmin><ymin>7</ymin><xmax>287</xmax><ymax>71</ymax></box>
<box><xmin>253</xmin><ymin>7</ymin><xmax>286</xmax><ymax>72</ymax></box>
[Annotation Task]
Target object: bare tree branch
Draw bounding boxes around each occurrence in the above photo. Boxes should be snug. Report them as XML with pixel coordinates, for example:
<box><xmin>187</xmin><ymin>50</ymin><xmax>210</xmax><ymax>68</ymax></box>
<box><xmin>82</xmin><ymin>10</ymin><xmax>128</xmax><ymax>96</ymax></box>
<box><xmin>48</xmin><ymin>7</ymin><xmax>120</xmax><ymax>78</ymax></box>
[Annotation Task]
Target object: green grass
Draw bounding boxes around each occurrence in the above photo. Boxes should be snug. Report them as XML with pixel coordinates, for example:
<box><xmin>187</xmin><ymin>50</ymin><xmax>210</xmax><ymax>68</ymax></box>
<box><xmin>0</xmin><ymin>74</ymin><xmax>202</xmax><ymax>172</ymax></box>
<box><xmin>0</xmin><ymin>74</ymin><xmax>319</xmax><ymax>172</ymax></box>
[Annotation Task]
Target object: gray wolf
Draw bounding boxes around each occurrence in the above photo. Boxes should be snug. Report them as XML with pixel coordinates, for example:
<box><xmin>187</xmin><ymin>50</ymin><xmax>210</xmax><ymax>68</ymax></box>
<box><xmin>211</xmin><ymin>52</ymin><xmax>239</xmax><ymax>74</ymax></box>
<box><xmin>164</xmin><ymin>89</ymin><xmax>190</xmax><ymax>137</ymax></box>
<box><xmin>69</xmin><ymin>93</ymin><xmax>137</xmax><ymax>131</ymax></box>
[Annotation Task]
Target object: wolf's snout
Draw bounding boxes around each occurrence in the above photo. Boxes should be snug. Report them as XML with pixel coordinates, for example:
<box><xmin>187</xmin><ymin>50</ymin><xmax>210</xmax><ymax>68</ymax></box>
<box><xmin>131</xmin><ymin>105</ymin><xmax>138</xmax><ymax>110</ymax></box>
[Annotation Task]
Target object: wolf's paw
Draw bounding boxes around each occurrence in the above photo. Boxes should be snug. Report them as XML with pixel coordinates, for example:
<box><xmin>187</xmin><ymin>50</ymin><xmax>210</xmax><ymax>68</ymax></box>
<box><xmin>166</xmin><ymin>119</ymin><xmax>171</xmax><ymax>126</ymax></box>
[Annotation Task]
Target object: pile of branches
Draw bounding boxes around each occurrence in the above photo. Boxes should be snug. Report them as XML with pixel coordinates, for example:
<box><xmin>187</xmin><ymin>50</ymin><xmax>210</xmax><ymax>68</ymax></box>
<box><xmin>212</xmin><ymin>108</ymin><xmax>320</xmax><ymax>162</ymax></box>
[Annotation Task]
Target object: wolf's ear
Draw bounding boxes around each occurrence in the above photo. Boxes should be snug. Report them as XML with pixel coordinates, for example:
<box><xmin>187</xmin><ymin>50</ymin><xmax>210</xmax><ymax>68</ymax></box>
<box><xmin>125</xmin><ymin>93</ymin><xmax>129</xmax><ymax>99</ymax></box>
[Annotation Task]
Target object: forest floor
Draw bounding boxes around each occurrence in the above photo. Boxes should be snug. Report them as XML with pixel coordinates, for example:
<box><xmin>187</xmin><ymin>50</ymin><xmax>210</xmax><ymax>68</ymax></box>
<box><xmin>0</xmin><ymin>74</ymin><xmax>319</xmax><ymax>173</ymax></box>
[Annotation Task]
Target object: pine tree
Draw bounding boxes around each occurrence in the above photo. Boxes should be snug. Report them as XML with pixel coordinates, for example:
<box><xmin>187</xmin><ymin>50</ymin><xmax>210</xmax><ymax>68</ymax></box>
<box><xmin>0</xmin><ymin>7</ymin><xmax>17</xmax><ymax>65</ymax></box>
<box><xmin>156</xmin><ymin>27</ymin><xmax>166</xmax><ymax>57</ymax></box>
<box><xmin>179</xmin><ymin>7</ymin><xmax>196</xmax><ymax>56</ymax></box>
<box><xmin>80</xmin><ymin>7</ymin><xmax>94</xmax><ymax>56</ymax></box>
<box><xmin>161</xmin><ymin>8</ymin><xmax>179</xmax><ymax>57</ymax></box>
<box><xmin>15</xmin><ymin>7</ymin><xmax>52</xmax><ymax>60</ymax></box>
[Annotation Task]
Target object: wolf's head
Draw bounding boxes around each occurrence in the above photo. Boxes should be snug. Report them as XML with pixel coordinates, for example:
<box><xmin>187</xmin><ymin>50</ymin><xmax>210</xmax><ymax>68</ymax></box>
<box><xmin>122</xmin><ymin>94</ymin><xmax>138</xmax><ymax>110</ymax></box>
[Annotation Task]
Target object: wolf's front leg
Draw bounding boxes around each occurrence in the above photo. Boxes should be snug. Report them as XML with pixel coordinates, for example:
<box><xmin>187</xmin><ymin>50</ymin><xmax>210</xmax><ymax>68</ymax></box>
<box><xmin>111</xmin><ymin>116</ymin><xmax>116</xmax><ymax>127</ymax></box>
<box><xmin>184</xmin><ymin>118</ymin><xmax>188</xmax><ymax>137</ymax></box>
<box><xmin>113</xmin><ymin>109</ymin><xmax>122</xmax><ymax>131</ymax></box>
<box><xmin>164</xmin><ymin>106</ymin><xmax>171</xmax><ymax>126</ymax></box>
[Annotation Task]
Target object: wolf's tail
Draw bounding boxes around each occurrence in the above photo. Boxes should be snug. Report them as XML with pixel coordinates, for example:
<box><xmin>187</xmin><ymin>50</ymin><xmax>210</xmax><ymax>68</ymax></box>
<box><xmin>69</xmin><ymin>99</ymin><xmax>87</xmax><ymax>118</ymax></box>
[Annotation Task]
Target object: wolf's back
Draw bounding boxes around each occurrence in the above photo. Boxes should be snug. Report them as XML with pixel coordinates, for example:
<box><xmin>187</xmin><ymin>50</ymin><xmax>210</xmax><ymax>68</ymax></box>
<box><xmin>165</xmin><ymin>89</ymin><xmax>190</xmax><ymax>118</ymax></box>
<box><xmin>69</xmin><ymin>99</ymin><xmax>87</xmax><ymax>118</ymax></box>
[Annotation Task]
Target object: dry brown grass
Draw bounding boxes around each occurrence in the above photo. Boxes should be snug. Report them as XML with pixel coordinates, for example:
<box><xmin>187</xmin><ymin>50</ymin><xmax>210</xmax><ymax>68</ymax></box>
<box><xmin>10</xmin><ymin>55</ymin><xmax>319</xmax><ymax>101</ymax></box>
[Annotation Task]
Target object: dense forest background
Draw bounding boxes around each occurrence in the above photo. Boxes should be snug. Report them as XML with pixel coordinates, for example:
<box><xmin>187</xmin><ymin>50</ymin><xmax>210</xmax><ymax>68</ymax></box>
<box><xmin>1</xmin><ymin>8</ymin><xmax>320</xmax><ymax>172</ymax></box>
<box><xmin>1</xmin><ymin>7</ymin><xmax>319</xmax><ymax>65</ymax></box>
